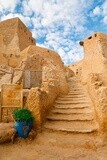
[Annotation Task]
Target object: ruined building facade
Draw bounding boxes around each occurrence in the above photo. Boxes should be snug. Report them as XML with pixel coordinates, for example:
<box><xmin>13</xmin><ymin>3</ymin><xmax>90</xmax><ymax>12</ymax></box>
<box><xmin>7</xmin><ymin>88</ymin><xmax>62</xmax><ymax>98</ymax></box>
<box><xmin>0</xmin><ymin>17</ymin><xmax>69</xmax><ymax>123</ymax></box>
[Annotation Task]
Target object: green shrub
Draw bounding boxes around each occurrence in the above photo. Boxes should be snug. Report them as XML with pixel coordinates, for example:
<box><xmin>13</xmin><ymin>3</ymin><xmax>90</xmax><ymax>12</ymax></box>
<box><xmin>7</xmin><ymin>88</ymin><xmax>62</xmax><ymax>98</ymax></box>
<box><xmin>13</xmin><ymin>108</ymin><xmax>35</xmax><ymax>123</ymax></box>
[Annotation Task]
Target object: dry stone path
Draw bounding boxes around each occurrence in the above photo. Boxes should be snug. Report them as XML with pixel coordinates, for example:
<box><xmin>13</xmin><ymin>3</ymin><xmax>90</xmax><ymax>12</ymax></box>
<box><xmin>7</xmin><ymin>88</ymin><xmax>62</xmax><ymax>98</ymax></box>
<box><xmin>44</xmin><ymin>77</ymin><xmax>99</xmax><ymax>134</ymax></box>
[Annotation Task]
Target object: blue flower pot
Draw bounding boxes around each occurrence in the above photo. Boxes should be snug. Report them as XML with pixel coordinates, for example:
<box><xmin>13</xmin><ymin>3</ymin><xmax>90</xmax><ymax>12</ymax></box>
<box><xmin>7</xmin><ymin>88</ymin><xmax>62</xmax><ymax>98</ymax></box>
<box><xmin>15</xmin><ymin>122</ymin><xmax>32</xmax><ymax>138</ymax></box>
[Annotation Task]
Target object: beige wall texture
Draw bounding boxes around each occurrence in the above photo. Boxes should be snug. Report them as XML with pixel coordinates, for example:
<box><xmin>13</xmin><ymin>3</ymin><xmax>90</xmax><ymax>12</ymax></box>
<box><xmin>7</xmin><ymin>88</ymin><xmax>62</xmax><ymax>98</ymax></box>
<box><xmin>27</xmin><ymin>81</ymin><xmax>59</xmax><ymax>126</ymax></box>
<box><xmin>80</xmin><ymin>33</ymin><xmax>107</xmax><ymax>83</ymax></box>
<box><xmin>68</xmin><ymin>60</ymin><xmax>83</xmax><ymax>76</ymax></box>
<box><xmin>20</xmin><ymin>46</ymin><xmax>69</xmax><ymax>126</ymax></box>
<box><xmin>18</xmin><ymin>45</ymin><xmax>68</xmax><ymax>94</ymax></box>
<box><xmin>0</xmin><ymin>18</ymin><xmax>69</xmax><ymax>125</ymax></box>
<box><xmin>78</xmin><ymin>32</ymin><xmax>107</xmax><ymax>133</ymax></box>
<box><xmin>0</xmin><ymin>17</ymin><xmax>35</xmax><ymax>67</ymax></box>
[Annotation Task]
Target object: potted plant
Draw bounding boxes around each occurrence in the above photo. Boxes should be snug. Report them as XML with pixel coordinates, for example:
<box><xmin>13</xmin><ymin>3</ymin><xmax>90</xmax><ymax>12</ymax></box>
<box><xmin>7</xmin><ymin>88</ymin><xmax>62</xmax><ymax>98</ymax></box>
<box><xmin>13</xmin><ymin>108</ymin><xmax>35</xmax><ymax>138</ymax></box>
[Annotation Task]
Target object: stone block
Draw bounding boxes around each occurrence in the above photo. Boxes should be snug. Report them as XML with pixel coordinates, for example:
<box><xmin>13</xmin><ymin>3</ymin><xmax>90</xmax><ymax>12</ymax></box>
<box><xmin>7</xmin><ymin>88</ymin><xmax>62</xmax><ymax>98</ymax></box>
<box><xmin>0</xmin><ymin>122</ymin><xmax>16</xmax><ymax>144</ymax></box>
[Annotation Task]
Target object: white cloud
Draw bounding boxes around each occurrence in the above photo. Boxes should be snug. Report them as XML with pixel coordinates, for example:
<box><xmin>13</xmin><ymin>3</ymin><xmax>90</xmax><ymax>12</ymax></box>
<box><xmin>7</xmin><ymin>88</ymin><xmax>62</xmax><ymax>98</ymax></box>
<box><xmin>31</xmin><ymin>17</ymin><xmax>42</xmax><ymax>29</ymax></box>
<box><xmin>0</xmin><ymin>0</ymin><xmax>19</xmax><ymax>12</ymax></box>
<box><xmin>103</xmin><ymin>15</ymin><xmax>107</xmax><ymax>24</ymax></box>
<box><xmin>101</xmin><ymin>1</ymin><xmax>107</xmax><ymax>24</ymax></box>
<box><xmin>0</xmin><ymin>0</ymin><xmax>95</xmax><ymax>64</ymax></box>
<box><xmin>21</xmin><ymin>1</ymin><xmax>33</xmax><ymax>16</ymax></box>
<box><xmin>27</xmin><ymin>0</ymin><xmax>94</xmax><ymax>65</ymax></box>
<box><xmin>93</xmin><ymin>6</ymin><xmax>101</xmax><ymax>16</ymax></box>
<box><xmin>28</xmin><ymin>0</ymin><xmax>44</xmax><ymax>13</ymax></box>
<box><xmin>102</xmin><ymin>1</ymin><xmax>107</xmax><ymax>15</ymax></box>
<box><xmin>92</xmin><ymin>1</ymin><xmax>107</xmax><ymax>25</ymax></box>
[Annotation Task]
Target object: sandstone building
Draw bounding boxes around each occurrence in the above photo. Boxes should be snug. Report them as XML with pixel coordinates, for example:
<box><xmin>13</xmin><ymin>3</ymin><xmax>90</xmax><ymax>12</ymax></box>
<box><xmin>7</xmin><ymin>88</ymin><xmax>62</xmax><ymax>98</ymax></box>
<box><xmin>79</xmin><ymin>33</ymin><xmax>107</xmax><ymax>84</ymax></box>
<box><xmin>0</xmin><ymin>17</ymin><xmax>69</xmax><ymax>123</ymax></box>
<box><xmin>0</xmin><ymin>18</ymin><xmax>35</xmax><ymax>67</ymax></box>
<box><xmin>1</xmin><ymin>18</ymin><xmax>107</xmax><ymax>145</ymax></box>
<box><xmin>72</xmin><ymin>32</ymin><xmax>107</xmax><ymax>132</ymax></box>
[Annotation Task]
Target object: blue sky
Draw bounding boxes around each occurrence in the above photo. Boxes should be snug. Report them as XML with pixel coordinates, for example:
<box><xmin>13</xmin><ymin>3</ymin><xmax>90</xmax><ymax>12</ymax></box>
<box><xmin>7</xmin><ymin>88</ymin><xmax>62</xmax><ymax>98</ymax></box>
<box><xmin>0</xmin><ymin>0</ymin><xmax>107</xmax><ymax>64</ymax></box>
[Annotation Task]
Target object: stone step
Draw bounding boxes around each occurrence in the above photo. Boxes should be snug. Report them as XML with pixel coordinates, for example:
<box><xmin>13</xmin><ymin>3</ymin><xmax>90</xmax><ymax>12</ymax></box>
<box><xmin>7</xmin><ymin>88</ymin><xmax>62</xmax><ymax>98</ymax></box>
<box><xmin>55</xmin><ymin>100</ymin><xmax>91</xmax><ymax>104</ymax></box>
<box><xmin>69</xmin><ymin>88</ymin><xmax>85</xmax><ymax>91</ymax></box>
<box><xmin>51</xmin><ymin>107</ymin><xmax>93</xmax><ymax>114</ymax></box>
<box><xmin>60</xmin><ymin>95</ymin><xmax>87</xmax><ymax>98</ymax></box>
<box><xmin>44</xmin><ymin>121</ymin><xmax>99</xmax><ymax>133</ymax></box>
<box><xmin>69</xmin><ymin>85</ymin><xmax>83</xmax><ymax>87</ymax></box>
<box><xmin>67</xmin><ymin>92</ymin><xmax>86</xmax><ymax>95</ymax></box>
<box><xmin>53</xmin><ymin>104</ymin><xmax>91</xmax><ymax>109</ymax></box>
<box><xmin>57</xmin><ymin>97</ymin><xmax>89</xmax><ymax>101</ymax></box>
<box><xmin>68</xmin><ymin>91</ymin><xmax>87</xmax><ymax>94</ymax></box>
<box><xmin>69</xmin><ymin>87</ymin><xmax>84</xmax><ymax>89</ymax></box>
<box><xmin>47</xmin><ymin>113</ymin><xmax>94</xmax><ymax>121</ymax></box>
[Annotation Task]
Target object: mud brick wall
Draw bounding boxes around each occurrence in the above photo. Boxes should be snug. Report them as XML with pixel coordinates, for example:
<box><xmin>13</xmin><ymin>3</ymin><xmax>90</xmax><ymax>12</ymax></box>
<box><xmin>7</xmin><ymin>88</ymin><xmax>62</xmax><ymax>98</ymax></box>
<box><xmin>0</xmin><ymin>17</ymin><xmax>35</xmax><ymax>67</ymax></box>
<box><xmin>80</xmin><ymin>33</ymin><xmax>107</xmax><ymax>83</ymax></box>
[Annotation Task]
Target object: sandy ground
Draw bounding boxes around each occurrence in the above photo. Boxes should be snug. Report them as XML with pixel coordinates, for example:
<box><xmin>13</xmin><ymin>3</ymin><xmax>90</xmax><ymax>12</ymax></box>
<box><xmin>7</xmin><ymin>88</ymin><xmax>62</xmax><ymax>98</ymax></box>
<box><xmin>0</xmin><ymin>130</ymin><xmax>107</xmax><ymax>160</ymax></box>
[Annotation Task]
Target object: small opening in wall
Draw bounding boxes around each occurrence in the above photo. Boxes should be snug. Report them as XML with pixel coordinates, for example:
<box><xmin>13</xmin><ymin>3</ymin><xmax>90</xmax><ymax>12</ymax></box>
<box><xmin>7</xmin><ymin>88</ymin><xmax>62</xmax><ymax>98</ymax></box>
<box><xmin>79</xmin><ymin>41</ymin><xmax>84</xmax><ymax>46</ymax></box>
<box><xmin>88</xmin><ymin>36</ymin><xmax>92</xmax><ymax>39</ymax></box>
<box><xmin>76</xmin><ymin>69</ymin><xmax>78</xmax><ymax>75</ymax></box>
<box><xmin>95</xmin><ymin>34</ymin><xmax>97</xmax><ymax>37</ymax></box>
<box><xmin>32</xmin><ymin>40</ymin><xmax>33</xmax><ymax>43</ymax></box>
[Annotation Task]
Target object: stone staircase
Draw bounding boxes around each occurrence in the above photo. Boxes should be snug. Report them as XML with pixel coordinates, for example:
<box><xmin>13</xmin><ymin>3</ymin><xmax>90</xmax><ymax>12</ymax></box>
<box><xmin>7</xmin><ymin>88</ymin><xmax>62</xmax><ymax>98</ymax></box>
<box><xmin>44</xmin><ymin>77</ymin><xmax>99</xmax><ymax>134</ymax></box>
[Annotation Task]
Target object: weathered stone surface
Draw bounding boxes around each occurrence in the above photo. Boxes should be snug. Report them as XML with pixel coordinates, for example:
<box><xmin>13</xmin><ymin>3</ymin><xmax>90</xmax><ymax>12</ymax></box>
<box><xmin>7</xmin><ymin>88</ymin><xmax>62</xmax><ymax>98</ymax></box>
<box><xmin>21</xmin><ymin>54</ymin><xmax>43</xmax><ymax>89</ymax></box>
<box><xmin>0</xmin><ymin>18</ymin><xmax>69</xmax><ymax>125</ymax></box>
<box><xmin>28</xmin><ymin>129</ymin><xmax>37</xmax><ymax>140</ymax></box>
<box><xmin>0</xmin><ymin>17</ymin><xmax>35</xmax><ymax>68</ymax></box>
<box><xmin>18</xmin><ymin>45</ymin><xmax>68</xmax><ymax>94</ymax></box>
<box><xmin>23</xmin><ymin>70</ymin><xmax>31</xmax><ymax>89</ymax></box>
<box><xmin>72</xmin><ymin>32</ymin><xmax>107</xmax><ymax>133</ymax></box>
<box><xmin>0</xmin><ymin>122</ymin><xmax>16</xmax><ymax>144</ymax></box>
<box><xmin>77</xmin><ymin>33</ymin><xmax>107</xmax><ymax>84</ymax></box>
<box><xmin>0</xmin><ymin>74</ymin><xmax>12</xmax><ymax>85</ymax></box>
<box><xmin>12</xmin><ymin>69</ymin><xmax>23</xmax><ymax>84</ymax></box>
<box><xmin>27</xmin><ymin>88</ymin><xmax>42</xmax><ymax>126</ymax></box>
<box><xmin>1</xmin><ymin>108</ymin><xmax>15</xmax><ymax>122</ymax></box>
<box><xmin>23</xmin><ymin>89</ymin><xmax>30</xmax><ymax>106</ymax></box>
<box><xmin>68</xmin><ymin>61</ymin><xmax>83</xmax><ymax>76</ymax></box>
<box><xmin>27</xmin><ymin>81</ymin><xmax>60</xmax><ymax>127</ymax></box>
<box><xmin>44</xmin><ymin>77</ymin><xmax>99</xmax><ymax>133</ymax></box>
<box><xmin>1</xmin><ymin>84</ymin><xmax>22</xmax><ymax>108</ymax></box>
<box><xmin>1</xmin><ymin>84</ymin><xmax>22</xmax><ymax>121</ymax></box>
<box><xmin>65</xmin><ymin>66</ymin><xmax>75</xmax><ymax>78</ymax></box>
<box><xmin>0</xmin><ymin>65</ymin><xmax>13</xmax><ymax>88</ymax></box>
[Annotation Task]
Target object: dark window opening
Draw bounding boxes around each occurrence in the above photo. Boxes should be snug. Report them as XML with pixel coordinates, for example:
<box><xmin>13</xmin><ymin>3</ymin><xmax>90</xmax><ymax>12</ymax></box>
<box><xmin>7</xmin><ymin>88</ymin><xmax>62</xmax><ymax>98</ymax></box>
<box><xmin>88</xmin><ymin>36</ymin><xmax>92</xmax><ymax>39</ymax></box>
<box><xmin>95</xmin><ymin>34</ymin><xmax>97</xmax><ymax>37</ymax></box>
